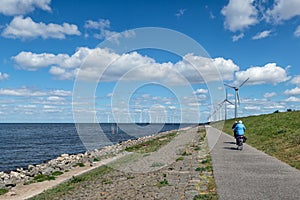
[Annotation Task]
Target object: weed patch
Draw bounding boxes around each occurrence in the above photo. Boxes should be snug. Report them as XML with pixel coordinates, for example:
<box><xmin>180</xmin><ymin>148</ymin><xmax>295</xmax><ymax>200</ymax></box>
<box><xmin>0</xmin><ymin>188</ymin><xmax>8</xmax><ymax>196</ymax></box>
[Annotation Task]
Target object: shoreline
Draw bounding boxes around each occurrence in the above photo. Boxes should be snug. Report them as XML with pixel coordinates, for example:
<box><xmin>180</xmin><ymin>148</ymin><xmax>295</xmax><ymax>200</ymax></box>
<box><xmin>0</xmin><ymin>125</ymin><xmax>194</xmax><ymax>194</ymax></box>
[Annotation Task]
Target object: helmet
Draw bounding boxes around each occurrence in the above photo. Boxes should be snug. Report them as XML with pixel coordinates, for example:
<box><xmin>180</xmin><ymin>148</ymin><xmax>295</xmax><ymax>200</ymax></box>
<box><xmin>238</xmin><ymin>120</ymin><xmax>242</xmax><ymax>123</ymax></box>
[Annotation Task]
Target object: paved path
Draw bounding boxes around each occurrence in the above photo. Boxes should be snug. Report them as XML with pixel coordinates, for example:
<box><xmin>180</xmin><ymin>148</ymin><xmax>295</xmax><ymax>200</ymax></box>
<box><xmin>206</xmin><ymin>126</ymin><xmax>300</xmax><ymax>200</ymax></box>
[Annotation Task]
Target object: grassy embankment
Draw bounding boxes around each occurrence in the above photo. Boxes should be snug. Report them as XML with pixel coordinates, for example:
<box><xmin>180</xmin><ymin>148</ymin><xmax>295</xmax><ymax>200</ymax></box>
<box><xmin>214</xmin><ymin>110</ymin><xmax>300</xmax><ymax>170</ymax></box>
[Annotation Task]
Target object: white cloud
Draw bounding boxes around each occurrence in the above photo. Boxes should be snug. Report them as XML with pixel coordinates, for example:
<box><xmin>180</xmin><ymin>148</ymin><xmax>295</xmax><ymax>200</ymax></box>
<box><xmin>0</xmin><ymin>88</ymin><xmax>71</xmax><ymax>97</ymax></box>
<box><xmin>252</xmin><ymin>30</ymin><xmax>272</xmax><ymax>40</ymax></box>
<box><xmin>244</xmin><ymin>106</ymin><xmax>261</xmax><ymax>110</ymax></box>
<box><xmin>13</xmin><ymin>47</ymin><xmax>239</xmax><ymax>84</ymax></box>
<box><xmin>12</xmin><ymin>47</ymin><xmax>92</xmax><ymax>70</ymax></box>
<box><xmin>291</xmin><ymin>75</ymin><xmax>300</xmax><ymax>86</ymax></box>
<box><xmin>266</xmin><ymin>0</ymin><xmax>300</xmax><ymax>23</ymax></box>
<box><xmin>84</xmin><ymin>19</ymin><xmax>115</xmax><ymax>39</ymax></box>
<box><xmin>193</xmin><ymin>88</ymin><xmax>208</xmax><ymax>94</ymax></box>
<box><xmin>0</xmin><ymin>0</ymin><xmax>51</xmax><ymax>16</ymax></box>
<box><xmin>2</xmin><ymin>16</ymin><xmax>81</xmax><ymax>40</ymax></box>
<box><xmin>47</xmin><ymin>96</ymin><xmax>65</xmax><ymax>101</ymax></box>
<box><xmin>0</xmin><ymin>72</ymin><xmax>9</xmax><ymax>80</ymax></box>
<box><xmin>221</xmin><ymin>0</ymin><xmax>258</xmax><ymax>32</ymax></box>
<box><xmin>235</xmin><ymin>63</ymin><xmax>290</xmax><ymax>85</ymax></box>
<box><xmin>84</xmin><ymin>19</ymin><xmax>135</xmax><ymax>42</ymax></box>
<box><xmin>284</xmin><ymin>87</ymin><xmax>300</xmax><ymax>96</ymax></box>
<box><xmin>50</xmin><ymin>90</ymin><xmax>72</xmax><ymax>96</ymax></box>
<box><xmin>294</xmin><ymin>26</ymin><xmax>300</xmax><ymax>37</ymax></box>
<box><xmin>175</xmin><ymin>9</ymin><xmax>186</xmax><ymax>17</ymax></box>
<box><xmin>264</xmin><ymin>92</ymin><xmax>277</xmax><ymax>98</ymax></box>
<box><xmin>232</xmin><ymin>33</ymin><xmax>244</xmax><ymax>42</ymax></box>
<box><xmin>285</xmin><ymin>96</ymin><xmax>300</xmax><ymax>102</ymax></box>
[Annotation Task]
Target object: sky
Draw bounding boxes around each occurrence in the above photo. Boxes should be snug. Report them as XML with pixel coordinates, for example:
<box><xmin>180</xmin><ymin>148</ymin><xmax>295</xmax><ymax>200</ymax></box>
<box><xmin>0</xmin><ymin>0</ymin><xmax>300</xmax><ymax>123</ymax></box>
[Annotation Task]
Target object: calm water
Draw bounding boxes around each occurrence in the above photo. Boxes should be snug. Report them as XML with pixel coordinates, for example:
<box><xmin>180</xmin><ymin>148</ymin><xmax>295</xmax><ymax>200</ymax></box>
<box><xmin>0</xmin><ymin>123</ymin><xmax>194</xmax><ymax>172</ymax></box>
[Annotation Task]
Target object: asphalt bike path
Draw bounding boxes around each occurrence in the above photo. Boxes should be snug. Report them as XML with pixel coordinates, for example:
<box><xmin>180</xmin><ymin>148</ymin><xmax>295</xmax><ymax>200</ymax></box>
<box><xmin>206</xmin><ymin>126</ymin><xmax>300</xmax><ymax>200</ymax></box>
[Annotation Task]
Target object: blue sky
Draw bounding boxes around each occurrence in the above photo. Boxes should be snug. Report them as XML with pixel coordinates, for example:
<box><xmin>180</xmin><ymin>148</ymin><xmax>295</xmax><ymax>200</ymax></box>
<box><xmin>0</xmin><ymin>0</ymin><xmax>300</xmax><ymax>123</ymax></box>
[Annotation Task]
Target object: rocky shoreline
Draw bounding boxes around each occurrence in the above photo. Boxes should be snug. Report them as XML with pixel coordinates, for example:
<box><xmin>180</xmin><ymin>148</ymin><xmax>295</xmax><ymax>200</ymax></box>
<box><xmin>0</xmin><ymin>129</ymin><xmax>181</xmax><ymax>191</ymax></box>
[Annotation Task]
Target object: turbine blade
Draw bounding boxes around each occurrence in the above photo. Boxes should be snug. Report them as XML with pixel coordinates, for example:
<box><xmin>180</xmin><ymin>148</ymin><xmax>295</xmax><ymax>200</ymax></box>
<box><xmin>237</xmin><ymin>92</ymin><xmax>240</xmax><ymax>105</ymax></box>
<box><xmin>226</xmin><ymin>100</ymin><xmax>234</xmax><ymax>105</ymax></box>
<box><xmin>224</xmin><ymin>83</ymin><xmax>235</xmax><ymax>89</ymax></box>
<box><xmin>239</xmin><ymin>77</ymin><xmax>250</xmax><ymax>88</ymax></box>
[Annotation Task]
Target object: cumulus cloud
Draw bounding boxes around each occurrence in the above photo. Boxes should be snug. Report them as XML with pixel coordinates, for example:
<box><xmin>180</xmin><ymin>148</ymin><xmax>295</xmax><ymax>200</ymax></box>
<box><xmin>266</xmin><ymin>0</ymin><xmax>300</xmax><ymax>23</ymax></box>
<box><xmin>13</xmin><ymin>47</ymin><xmax>239</xmax><ymax>84</ymax></box>
<box><xmin>0</xmin><ymin>72</ymin><xmax>9</xmax><ymax>81</ymax></box>
<box><xmin>221</xmin><ymin>0</ymin><xmax>258</xmax><ymax>32</ymax></box>
<box><xmin>235</xmin><ymin>63</ymin><xmax>290</xmax><ymax>85</ymax></box>
<box><xmin>252</xmin><ymin>30</ymin><xmax>272</xmax><ymax>40</ymax></box>
<box><xmin>284</xmin><ymin>87</ymin><xmax>300</xmax><ymax>96</ymax></box>
<box><xmin>291</xmin><ymin>75</ymin><xmax>300</xmax><ymax>86</ymax></box>
<box><xmin>12</xmin><ymin>47</ymin><xmax>92</xmax><ymax>70</ymax></box>
<box><xmin>2</xmin><ymin>16</ymin><xmax>81</xmax><ymax>40</ymax></box>
<box><xmin>0</xmin><ymin>0</ymin><xmax>51</xmax><ymax>16</ymax></box>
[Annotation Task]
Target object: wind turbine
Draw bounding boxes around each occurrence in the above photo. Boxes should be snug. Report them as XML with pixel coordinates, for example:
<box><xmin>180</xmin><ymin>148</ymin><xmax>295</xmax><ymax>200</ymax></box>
<box><xmin>224</xmin><ymin>77</ymin><xmax>249</xmax><ymax>119</ymax></box>
<box><xmin>219</xmin><ymin>89</ymin><xmax>234</xmax><ymax>120</ymax></box>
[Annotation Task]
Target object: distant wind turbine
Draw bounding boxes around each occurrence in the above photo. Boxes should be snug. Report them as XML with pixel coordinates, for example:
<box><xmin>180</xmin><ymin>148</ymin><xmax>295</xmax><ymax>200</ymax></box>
<box><xmin>219</xmin><ymin>89</ymin><xmax>234</xmax><ymax>120</ymax></box>
<box><xmin>224</xmin><ymin>77</ymin><xmax>249</xmax><ymax>119</ymax></box>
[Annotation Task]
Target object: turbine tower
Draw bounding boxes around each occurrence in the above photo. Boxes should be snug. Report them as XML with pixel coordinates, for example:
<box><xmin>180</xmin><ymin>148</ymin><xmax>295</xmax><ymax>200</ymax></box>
<box><xmin>224</xmin><ymin>77</ymin><xmax>249</xmax><ymax>119</ymax></box>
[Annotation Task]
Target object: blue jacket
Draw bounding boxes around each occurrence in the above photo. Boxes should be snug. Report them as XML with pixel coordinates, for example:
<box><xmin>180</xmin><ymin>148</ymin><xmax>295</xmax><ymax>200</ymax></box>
<box><xmin>233</xmin><ymin>123</ymin><xmax>246</xmax><ymax>135</ymax></box>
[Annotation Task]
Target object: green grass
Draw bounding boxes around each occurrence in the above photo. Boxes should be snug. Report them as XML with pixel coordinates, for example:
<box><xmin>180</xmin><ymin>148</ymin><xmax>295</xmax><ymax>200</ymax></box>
<box><xmin>74</xmin><ymin>162</ymin><xmax>85</xmax><ymax>167</ymax></box>
<box><xmin>93</xmin><ymin>157</ymin><xmax>100</xmax><ymax>162</ymax></box>
<box><xmin>34</xmin><ymin>174</ymin><xmax>56</xmax><ymax>182</ymax></box>
<box><xmin>29</xmin><ymin>165</ymin><xmax>112</xmax><ymax>200</ymax></box>
<box><xmin>215</xmin><ymin>110</ymin><xmax>300</xmax><ymax>170</ymax></box>
<box><xmin>52</xmin><ymin>171</ymin><xmax>63</xmax><ymax>176</ymax></box>
<box><xmin>193</xmin><ymin>194</ymin><xmax>218</xmax><ymax>200</ymax></box>
<box><xmin>125</xmin><ymin>131</ymin><xmax>177</xmax><ymax>153</ymax></box>
<box><xmin>176</xmin><ymin>156</ymin><xmax>184</xmax><ymax>162</ymax></box>
<box><xmin>0</xmin><ymin>188</ymin><xmax>8</xmax><ymax>196</ymax></box>
<box><xmin>156</xmin><ymin>179</ymin><xmax>169</xmax><ymax>188</ymax></box>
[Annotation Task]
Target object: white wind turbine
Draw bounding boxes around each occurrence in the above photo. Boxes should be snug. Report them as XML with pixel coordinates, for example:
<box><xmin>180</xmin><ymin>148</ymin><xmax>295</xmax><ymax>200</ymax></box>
<box><xmin>219</xmin><ymin>89</ymin><xmax>234</xmax><ymax>120</ymax></box>
<box><xmin>224</xmin><ymin>77</ymin><xmax>249</xmax><ymax>119</ymax></box>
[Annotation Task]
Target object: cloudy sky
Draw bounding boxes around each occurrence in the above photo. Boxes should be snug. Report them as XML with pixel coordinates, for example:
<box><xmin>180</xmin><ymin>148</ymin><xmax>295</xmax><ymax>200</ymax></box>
<box><xmin>0</xmin><ymin>0</ymin><xmax>300</xmax><ymax>123</ymax></box>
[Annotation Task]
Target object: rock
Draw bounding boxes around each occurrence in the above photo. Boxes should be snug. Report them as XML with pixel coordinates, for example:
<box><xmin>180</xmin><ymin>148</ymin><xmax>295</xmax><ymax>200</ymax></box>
<box><xmin>61</xmin><ymin>153</ymin><xmax>69</xmax><ymax>158</ymax></box>
<box><xmin>28</xmin><ymin>165</ymin><xmax>35</xmax><ymax>171</ymax></box>
<box><xmin>7</xmin><ymin>191</ymin><xmax>17</xmax><ymax>196</ymax></box>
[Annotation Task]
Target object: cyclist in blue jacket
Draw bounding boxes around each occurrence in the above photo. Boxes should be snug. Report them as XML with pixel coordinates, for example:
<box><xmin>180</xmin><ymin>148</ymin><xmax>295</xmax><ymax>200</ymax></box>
<box><xmin>233</xmin><ymin>120</ymin><xmax>247</xmax><ymax>143</ymax></box>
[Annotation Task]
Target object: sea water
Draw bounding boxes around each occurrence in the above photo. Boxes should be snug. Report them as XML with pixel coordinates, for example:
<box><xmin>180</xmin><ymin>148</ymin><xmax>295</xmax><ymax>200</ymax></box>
<box><xmin>0</xmin><ymin>123</ymin><xmax>192</xmax><ymax>172</ymax></box>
